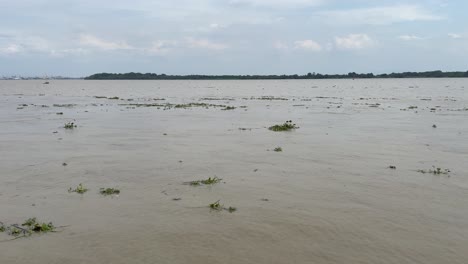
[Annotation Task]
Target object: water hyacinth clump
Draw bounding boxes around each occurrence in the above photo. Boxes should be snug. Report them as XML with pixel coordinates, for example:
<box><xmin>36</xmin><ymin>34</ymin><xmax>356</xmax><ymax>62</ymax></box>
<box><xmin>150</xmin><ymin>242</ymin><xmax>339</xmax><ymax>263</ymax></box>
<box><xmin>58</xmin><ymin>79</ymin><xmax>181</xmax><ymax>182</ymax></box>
<box><xmin>64</xmin><ymin>122</ymin><xmax>77</xmax><ymax>129</ymax></box>
<box><xmin>68</xmin><ymin>183</ymin><xmax>88</xmax><ymax>194</ymax></box>
<box><xmin>99</xmin><ymin>188</ymin><xmax>121</xmax><ymax>196</ymax></box>
<box><xmin>208</xmin><ymin>201</ymin><xmax>237</xmax><ymax>213</ymax></box>
<box><xmin>187</xmin><ymin>177</ymin><xmax>222</xmax><ymax>186</ymax></box>
<box><xmin>417</xmin><ymin>167</ymin><xmax>450</xmax><ymax>175</ymax></box>
<box><xmin>268</xmin><ymin>120</ymin><xmax>298</xmax><ymax>132</ymax></box>
<box><xmin>22</xmin><ymin>218</ymin><xmax>55</xmax><ymax>233</ymax></box>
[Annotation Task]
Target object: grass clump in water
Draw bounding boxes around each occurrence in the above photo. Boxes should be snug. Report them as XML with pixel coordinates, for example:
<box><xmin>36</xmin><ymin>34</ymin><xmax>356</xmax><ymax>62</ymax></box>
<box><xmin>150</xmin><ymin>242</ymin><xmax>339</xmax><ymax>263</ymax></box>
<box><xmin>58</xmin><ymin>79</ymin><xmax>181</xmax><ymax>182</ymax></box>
<box><xmin>187</xmin><ymin>177</ymin><xmax>222</xmax><ymax>186</ymax></box>
<box><xmin>22</xmin><ymin>218</ymin><xmax>55</xmax><ymax>233</ymax></box>
<box><xmin>209</xmin><ymin>200</ymin><xmax>222</xmax><ymax>211</ymax></box>
<box><xmin>221</xmin><ymin>106</ymin><xmax>236</xmax><ymax>111</ymax></box>
<box><xmin>209</xmin><ymin>201</ymin><xmax>237</xmax><ymax>213</ymax></box>
<box><xmin>417</xmin><ymin>166</ymin><xmax>450</xmax><ymax>175</ymax></box>
<box><xmin>99</xmin><ymin>188</ymin><xmax>121</xmax><ymax>196</ymax></box>
<box><xmin>68</xmin><ymin>183</ymin><xmax>88</xmax><ymax>194</ymax></box>
<box><xmin>268</xmin><ymin>120</ymin><xmax>298</xmax><ymax>132</ymax></box>
<box><xmin>64</xmin><ymin>122</ymin><xmax>77</xmax><ymax>129</ymax></box>
<box><xmin>273</xmin><ymin>147</ymin><xmax>283</xmax><ymax>152</ymax></box>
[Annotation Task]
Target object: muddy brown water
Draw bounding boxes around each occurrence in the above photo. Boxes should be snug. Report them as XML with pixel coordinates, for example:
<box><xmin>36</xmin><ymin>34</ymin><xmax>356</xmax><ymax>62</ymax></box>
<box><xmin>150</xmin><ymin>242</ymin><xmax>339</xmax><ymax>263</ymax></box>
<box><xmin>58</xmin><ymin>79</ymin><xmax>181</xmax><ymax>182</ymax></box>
<box><xmin>1</xmin><ymin>79</ymin><xmax>467</xmax><ymax>263</ymax></box>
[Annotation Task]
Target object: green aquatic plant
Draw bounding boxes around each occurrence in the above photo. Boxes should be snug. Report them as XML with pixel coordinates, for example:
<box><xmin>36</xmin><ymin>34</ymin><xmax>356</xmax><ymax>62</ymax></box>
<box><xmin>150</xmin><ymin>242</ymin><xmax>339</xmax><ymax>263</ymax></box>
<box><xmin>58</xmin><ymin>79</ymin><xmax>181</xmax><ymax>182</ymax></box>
<box><xmin>64</xmin><ymin>122</ymin><xmax>77</xmax><ymax>129</ymax></box>
<box><xmin>187</xmin><ymin>177</ymin><xmax>222</xmax><ymax>186</ymax></box>
<box><xmin>209</xmin><ymin>200</ymin><xmax>222</xmax><ymax>211</ymax></box>
<box><xmin>68</xmin><ymin>183</ymin><xmax>88</xmax><ymax>194</ymax></box>
<box><xmin>9</xmin><ymin>227</ymin><xmax>24</xmax><ymax>237</ymax></box>
<box><xmin>273</xmin><ymin>147</ymin><xmax>283</xmax><ymax>152</ymax></box>
<box><xmin>108</xmin><ymin>96</ymin><xmax>120</xmax><ymax>100</ymax></box>
<box><xmin>268</xmin><ymin>120</ymin><xmax>298</xmax><ymax>132</ymax></box>
<box><xmin>417</xmin><ymin>166</ymin><xmax>450</xmax><ymax>175</ymax></box>
<box><xmin>22</xmin><ymin>218</ymin><xmax>55</xmax><ymax>233</ymax></box>
<box><xmin>0</xmin><ymin>223</ymin><xmax>5</xmax><ymax>232</ymax></box>
<box><xmin>99</xmin><ymin>188</ymin><xmax>120</xmax><ymax>196</ymax></box>
<box><xmin>208</xmin><ymin>201</ymin><xmax>237</xmax><ymax>213</ymax></box>
<box><xmin>221</xmin><ymin>106</ymin><xmax>236</xmax><ymax>110</ymax></box>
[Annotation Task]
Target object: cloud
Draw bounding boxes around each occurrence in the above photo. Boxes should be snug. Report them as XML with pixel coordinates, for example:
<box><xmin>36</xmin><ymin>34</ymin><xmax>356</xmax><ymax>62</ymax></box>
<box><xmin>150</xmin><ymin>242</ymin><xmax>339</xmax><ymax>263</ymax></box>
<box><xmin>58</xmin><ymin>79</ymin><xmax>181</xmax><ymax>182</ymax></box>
<box><xmin>273</xmin><ymin>41</ymin><xmax>289</xmax><ymax>51</ymax></box>
<box><xmin>335</xmin><ymin>34</ymin><xmax>375</xmax><ymax>50</ymax></box>
<box><xmin>448</xmin><ymin>33</ymin><xmax>462</xmax><ymax>39</ymax></box>
<box><xmin>186</xmin><ymin>38</ymin><xmax>228</xmax><ymax>50</ymax></box>
<box><xmin>398</xmin><ymin>35</ymin><xmax>423</xmax><ymax>41</ymax></box>
<box><xmin>229</xmin><ymin>0</ymin><xmax>323</xmax><ymax>8</ymax></box>
<box><xmin>145</xmin><ymin>40</ymin><xmax>178</xmax><ymax>55</ymax></box>
<box><xmin>79</xmin><ymin>34</ymin><xmax>133</xmax><ymax>50</ymax></box>
<box><xmin>0</xmin><ymin>44</ymin><xmax>21</xmax><ymax>55</ymax></box>
<box><xmin>294</xmin><ymin>40</ymin><xmax>322</xmax><ymax>51</ymax></box>
<box><xmin>318</xmin><ymin>5</ymin><xmax>443</xmax><ymax>25</ymax></box>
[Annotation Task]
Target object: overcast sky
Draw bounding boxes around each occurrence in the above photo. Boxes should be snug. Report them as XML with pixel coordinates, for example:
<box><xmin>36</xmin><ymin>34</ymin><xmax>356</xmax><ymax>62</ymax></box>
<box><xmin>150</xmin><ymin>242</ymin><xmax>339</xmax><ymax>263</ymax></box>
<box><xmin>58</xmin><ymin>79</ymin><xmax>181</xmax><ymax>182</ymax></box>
<box><xmin>0</xmin><ymin>0</ymin><xmax>466</xmax><ymax>76</ymax></box>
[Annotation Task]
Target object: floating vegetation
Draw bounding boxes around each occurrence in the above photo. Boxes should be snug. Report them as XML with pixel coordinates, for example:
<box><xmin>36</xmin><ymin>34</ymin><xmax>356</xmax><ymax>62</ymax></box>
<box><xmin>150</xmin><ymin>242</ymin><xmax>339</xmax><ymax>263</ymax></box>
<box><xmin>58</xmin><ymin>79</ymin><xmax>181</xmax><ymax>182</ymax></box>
<box><xmin>99</xmin><ymin>188</ymin><xmax>121</xmax><ymax>196</ymax></box>
<box><xmin>268</xmin><ymin>120</ymin><xmax>298</xmax><ymax>132</ymax></box>
<box><xmin>408</xmin><ymin>106</ymin><xmax>418</xmax><ymax>109</ymax></box>
<box><xmin>273</xmin><ymin>147</ymin><xmax>283</xmax><ymax>152</ymax></box>
<box><xmin>246</xmin><ymin>96</ymin><xmax>288</xmax><ymax>101</ymax></box>
<box><xmin>200</xmin><ymin>97</ymin><xmax>235</xmax><ymax>101</ymax></box>
<box><xmin>209</xmin><ymin>200</ymin><xmax>222</xmax><ymax>211</ymax></box>
<box><xmin>64</xmin><ymin>122</ymin><xmax>77</xmax><ymax>129</ymax></box>
<box><xmin>0</xmin><ymin>218</ymin><xmax>57</xmax><ymax>239</ymax></box>
<box><xmin>108</xmin><ymin>96</ymin><xmax>120</xmax><ymax>100</ymax></box>
<box><xmin>56</xmin><ymin>112</ymin><xmax>63</xmax><ymax>115</ymax></box>
<box><xmin>68</xmin><ymin>183</ymin><xmax>88</xmax><ymax>194</ymax></box>
<box><xmin>94</xmin><ymin>96</ymin><xmax>107</xmax><ymax>99</ymax></box>
<box><xmin>186</xmin><ymin>177</ymin><xmax>222</xmax><ymax>186</ymax></box>
<box><xmin>417</xmin><ymin>166</ymin><xmax>450</xmax><ymax>175</ymax></box>
<box><xmin>174</xmin><ymin>102</ymin><xmax>227</xmax><ymax>109</ymax></box>
<box><xmin>53</xmin><ymin>104</ymin><xmax>76</xmax><ymax>108</ymax></box>
<box><xmin>432</xmin><ymin>124</ymin><xmax>437</xmax><ymax>128</ymax></box>
<box><xmin>221</xmin><ymin>106</ymin><xmax>236</xmax><ymax>110</ymax></box>
<box><xmin>209</xmin><ymin>201</ymin><xmax>237</xmax><ymax>213</ymax></box>
<box><xmin>388</xmin><ymin>165</ymin><xmax>396</xmax><ymax>169</ymax></box>
<box><xmin>22</xmin><ymin>218</ymin><xmax>55</xmax><ymax>233</ymax></box>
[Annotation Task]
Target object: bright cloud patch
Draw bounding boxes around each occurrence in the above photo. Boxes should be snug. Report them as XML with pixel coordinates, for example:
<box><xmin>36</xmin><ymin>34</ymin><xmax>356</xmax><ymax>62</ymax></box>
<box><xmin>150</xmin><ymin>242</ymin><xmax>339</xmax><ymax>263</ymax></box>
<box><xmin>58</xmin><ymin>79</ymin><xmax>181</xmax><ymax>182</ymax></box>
<box><xmin>398</xmin><ymin>35</ymin><xmax>423</xmax><ymax>41</ymax></box>
<box><xmin>319</xmin><ymin>5</ymin><xmax>442</xmax><ymax>25</ymax></box>
<box><xmin>79</xmin><ymin>34</ymin><xmax>133</xmax><ymax>50</ymax></box>
<box><xmin>0</xmin><ymin>44</ymin><xmax>21</xmax><ymax>55</ymax></box>
<box><xmin>186</xmin><ymin>38</ymin><xmax>228</xmax><ymax>50</ymax></box>
<box><xmin>335</xmin><ymin>34</ymin><xmax>374</xmax><ymax>50</ymax></box>
<box><xmin>294</xmin><ymin>40</ymin><xmax>322</xmax><ymax>51</ymax></box>
<box><xmin>448</xmin><ymin>33</ymin><xmax>462</xmax><ymax>39</ymax></box>
<box><xmin>229</xmin><ymin>0</ymin><xmax>323</xmax><ymax>8</ymax></box>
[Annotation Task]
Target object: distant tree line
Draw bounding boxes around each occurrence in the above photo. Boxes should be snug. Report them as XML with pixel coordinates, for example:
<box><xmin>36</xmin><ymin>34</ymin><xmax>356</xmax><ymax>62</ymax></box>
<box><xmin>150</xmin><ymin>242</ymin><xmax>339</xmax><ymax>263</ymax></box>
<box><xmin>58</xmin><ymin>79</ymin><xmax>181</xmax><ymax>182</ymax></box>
<box><xmin>85</xmin><ymin>70</ymin><xmax>468</xmax><ymax>80</ymax></box>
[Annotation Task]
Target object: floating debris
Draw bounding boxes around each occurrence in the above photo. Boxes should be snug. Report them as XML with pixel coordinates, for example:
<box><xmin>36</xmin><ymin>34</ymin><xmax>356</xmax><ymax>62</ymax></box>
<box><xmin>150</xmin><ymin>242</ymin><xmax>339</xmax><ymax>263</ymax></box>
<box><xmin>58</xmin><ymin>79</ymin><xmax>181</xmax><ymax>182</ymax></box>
<box><xmin>64</xmin><ymin>122</ymin><xmax>77</xmax><ymax>129</ymax></box>
<box><xmin>209</xmin><ymin>201</ymin><xmax>237</xmax><ymax>213</ymax></box>
<box><xmin>417</xmin><ymin>167</ymin><xmax>450</xmax><ymax>175</ymax></box>
<box><xmin>186</xmin><ymin>177</ymin><xmax>222</xmax><ymax>186</ymax></box>
<box><xmin>99</xmin><ymin>188</ymin><xmax>120</xmax><ymax>196</ymax></box>
<box><xmin>273</xmin><ymin>147</ymin><xmax>283</xmax><ymax>152</ymax></box>
<box><xmin>68</xmin><ymin>183</ymin><xmax>88</xmax><ymax>194</ymax></box>
<box><xmin>268</xmin><ymin>120</ymin><xmax>298</xmax><ymax>132</ymax></box>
